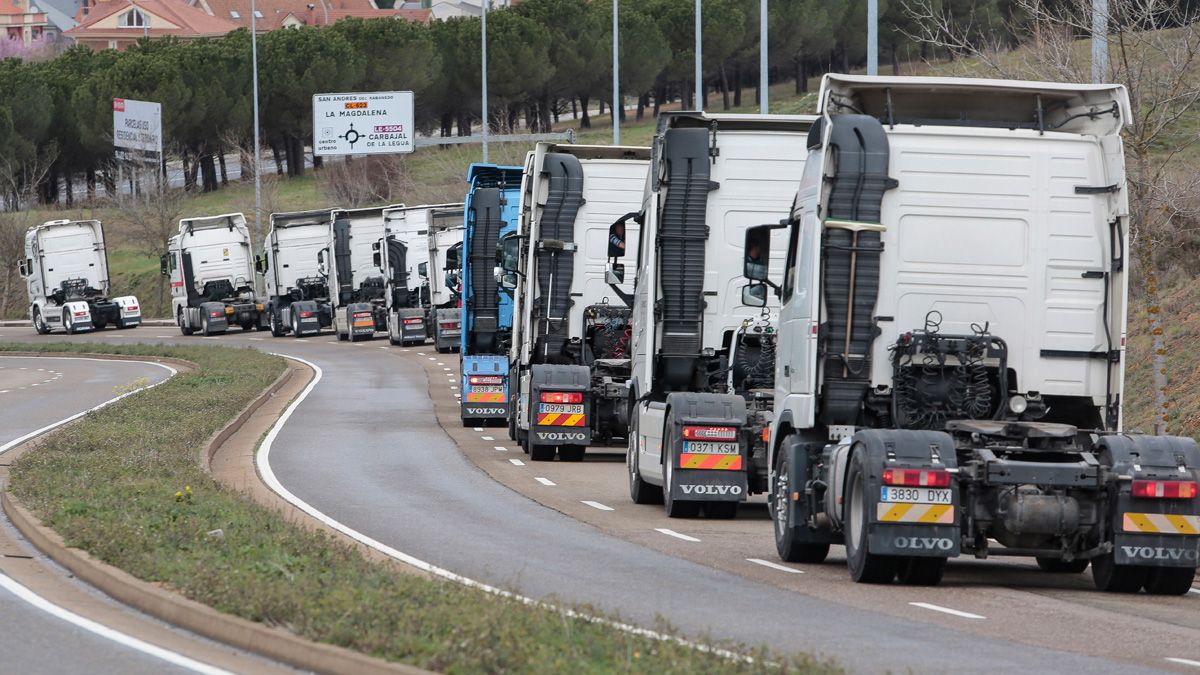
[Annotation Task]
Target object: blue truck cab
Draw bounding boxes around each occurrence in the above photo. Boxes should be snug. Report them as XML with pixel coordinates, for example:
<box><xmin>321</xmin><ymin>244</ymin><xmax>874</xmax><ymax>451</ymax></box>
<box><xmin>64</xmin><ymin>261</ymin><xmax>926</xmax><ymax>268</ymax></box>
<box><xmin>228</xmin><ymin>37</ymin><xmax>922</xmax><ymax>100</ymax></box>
<box><xmin>460</xmin><ymin>163</ymin><xmax>523</xmax><ymax>426</ymax></box>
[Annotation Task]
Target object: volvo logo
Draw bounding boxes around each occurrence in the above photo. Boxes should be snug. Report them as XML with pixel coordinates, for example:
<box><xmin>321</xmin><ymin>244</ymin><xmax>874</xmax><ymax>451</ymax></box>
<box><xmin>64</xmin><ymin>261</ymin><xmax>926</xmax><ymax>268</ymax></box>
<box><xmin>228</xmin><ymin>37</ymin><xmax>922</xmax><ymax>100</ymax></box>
<box><xmin>536</xmin><ymin>431</ymin><xmax>587</xmax><ymax>442</ymax></box>
<box><xmin>1121</xmin><ymin>546</ymin><xmax>1199</xmax><ymax>562</ymax></box>
<box><xmin>893</xmin><ymin>536</ymin><xmax>954</xmax><ymax>551</ymax></box>
<box><xmin>680</xmin><ymin>484</ymin><xmax>743</xmax><ymax>496</ymax></box>
<box><xmin>465</xmin><ymin>407</ymin><xmax>505</xmax><ymax>415</ymax></box>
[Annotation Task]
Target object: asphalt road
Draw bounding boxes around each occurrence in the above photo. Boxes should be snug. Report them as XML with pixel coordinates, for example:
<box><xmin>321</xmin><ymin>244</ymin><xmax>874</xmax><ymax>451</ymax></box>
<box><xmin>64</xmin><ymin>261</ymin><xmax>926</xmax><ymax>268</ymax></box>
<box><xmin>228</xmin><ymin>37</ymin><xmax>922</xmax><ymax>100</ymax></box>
<box><xmin>2</xmin><ymin>326</ymin><xmax>1197</xmax><ymax>673</ymax></box>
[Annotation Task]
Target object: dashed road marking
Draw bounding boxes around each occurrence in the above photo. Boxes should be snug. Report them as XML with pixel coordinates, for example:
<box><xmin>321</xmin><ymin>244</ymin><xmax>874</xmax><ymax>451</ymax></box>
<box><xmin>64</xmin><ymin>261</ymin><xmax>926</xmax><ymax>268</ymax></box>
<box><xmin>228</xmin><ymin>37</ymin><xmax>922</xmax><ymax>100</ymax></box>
<box><xmin>327</xmin><ymin>341</ymin><xmax>339</xmax><ymax>344</ymax></box>
<box><xmin>582</xmin><ymin>500</ymin><xmax>614</xmax><ymax>511</ymax></box>
<box><xmin>493</xmin><ymin>446</ymin><xmax>509</xmax><ymax>452</ymax></box>
<box><xmin>535</xmin><ymin>477</ymin><xmax>555</xmax><ymax>486</ymax></box>
<box><xmin>481</xmin><ymin>435</ymin><xmax>494</xmax><ymax>441</ymax></box>
<box><xmin>428</xmin><ymin>357</ymin><xmax>437</xmax><ymax>361</ymax></box>
<box><xmin>746</xmin><ymin>558</ymin><xmax>805</xmax><ymax>574</ymax></box>
<box><xmin>655</xmin><ymin>528</ymin><xmax>700</xmax><ymax>542</ymax></box>
<box><xmin>248</xmin><ymin>337</ymin><xmax>264</xmax><ymax>341</ymax></box>
<box><xmin>509</xmin><ymin>458</ymin><xmax>525</xmax><ymax>466</ymax></box>
<box><xmin>909</xmin><ymin>602</ymin><xmax>985</xmax><ymax>620</ymax></box>
<box><xmin>155</xmin><ymin>335</ymin><xmax>172</xmax><ymax>338</ymax></box>
<box><xmin>1189</xmin><ymin>587</ymin><xmax>1200</xmax><ymax>596</ymax></box>
<box><xmin>473</xmin><ymin>427</ymin><xmax>484</xmax><ymax>432</ymax></box>
<box><xmin>436</xmin><ymin>362</ymin><xmax>445</xmax><ymax>366</ymax></box>
<box><xmin>378</xmin><ymin>346</ymin><xmax>388</xmax><ymax>350</ymax></box>
<box><xmin>1167</xmin><ymin>658</ymin><xmax>1200</xmax><ymax>668</ymax></box>
<box><xmin>450</xmin><ymin>386</ymin><xmax>458</xmax><ymax>390</ymax></box>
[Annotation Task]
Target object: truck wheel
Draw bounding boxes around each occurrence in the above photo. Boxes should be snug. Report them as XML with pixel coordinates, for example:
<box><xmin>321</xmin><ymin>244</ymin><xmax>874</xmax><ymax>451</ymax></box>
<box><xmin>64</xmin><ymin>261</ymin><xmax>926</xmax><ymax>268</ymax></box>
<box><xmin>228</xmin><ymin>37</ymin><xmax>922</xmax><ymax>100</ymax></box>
<box><xmin>178</xmin><ymin>310</ymin><xmax>194</xmax><ymax>336</ymax></box>
<box><xmin>1092</xmin><ymin>551</ymin><xmax>1148</xmax><ymax>593</ymax></box>
<box><xmin>93</xmin><ymin>318</ymin><xmax>107</xmax><ymax>331</ymax></box>
<box><xmin>1035</xmin><ymin>557</ymin><xmax>1089</xmax><ymax>574</ymax></box>
<box><xmin>62</xmin><ymin>308</ymin><xmax>78</xmax><ymax>335</ymax></box>
<box><xmin>507</xmin><ymin>413</ymin><xmax>518</xmax><ymax>441</ymax></box>
<box><xmin>240</xmin><ymin>322</ymin><xmax>254</xmax><ymax>331</ymax></box>
<box><xmin>291</xmin><ymin>312</ymin><xmax>303</xmax><ymax>338</ymax></box>
<box><xmin>527</xmin><ymin>434</ymin><xmax>556</xmax><ymax>462</ymax></box>
<box><xmin>663</xmin><ymin>424</ymin><xmax>700</xmax><ymax>518</ymax></box>
<box><xmin>772</xmin><ymin>449</ymin><xmax>830</xmax><ymax>563</ymax></box>
<box><xmin>1142</xmin><ymin>566</ymin><xmax>1195</xmax><ymax>595</ymax></box>
<box><xmin>897</xmin><ymin>557</ymin><xmax>946</xmax><ymax>586</ymax></box>
<box><xmin>558</xmin><ymin>445</ymin><xmax>586</xmax><ymax>462</ymax></box>
<box><xmin>201</xmin><ymin>314</ymin><xmax>214</xmax><ymax>337</ymax></box>
<box><xmin>33</xmin><ymin>308</ymin><xmax>50</xmax><ymax>335</ymax></box>
<box><xmin>269</xmin><ymin>309</ymin><xmax>286</xmax><ymax>338</ymax></box>
<box><xmin>628</xmin><ymin>417</ymin><xmax>664</xmax><ymax>504</ymax></box>
<box><xmin>845</xmin><ymin>452</ymin><xmax>898</xmax><ymax>584</ymax></box>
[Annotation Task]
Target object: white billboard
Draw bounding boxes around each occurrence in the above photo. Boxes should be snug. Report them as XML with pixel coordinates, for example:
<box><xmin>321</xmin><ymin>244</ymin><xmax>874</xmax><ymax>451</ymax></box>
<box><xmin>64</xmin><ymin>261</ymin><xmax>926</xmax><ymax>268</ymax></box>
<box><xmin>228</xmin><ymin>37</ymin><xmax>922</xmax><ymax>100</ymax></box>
<box><xmin>112</xmin><ymin>98</ymin><xmax>163</xmax><ymax>163</ymax></box>
<box><xmin>313</xmin><ymin>91</ymin><xmax>415</xmax><ymax>157</ymax></box>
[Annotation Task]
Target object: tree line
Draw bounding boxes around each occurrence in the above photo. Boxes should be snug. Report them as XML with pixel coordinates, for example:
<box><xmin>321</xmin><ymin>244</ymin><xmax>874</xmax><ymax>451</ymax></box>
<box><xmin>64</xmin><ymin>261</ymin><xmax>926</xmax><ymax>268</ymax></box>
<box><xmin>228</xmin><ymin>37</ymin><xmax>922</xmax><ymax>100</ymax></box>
<box><xmin>0</xmin><ymin>0</ymin><xmax>1165</xmax><ymax>207</ymax></box>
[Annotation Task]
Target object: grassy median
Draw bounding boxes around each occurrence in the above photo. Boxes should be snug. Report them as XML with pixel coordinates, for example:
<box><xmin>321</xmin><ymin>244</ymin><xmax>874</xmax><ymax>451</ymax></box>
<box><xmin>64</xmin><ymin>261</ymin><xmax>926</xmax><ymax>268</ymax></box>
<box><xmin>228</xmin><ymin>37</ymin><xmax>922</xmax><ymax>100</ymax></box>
<box><xmin>1</xmin><ymin>343</ymin><xmax>835</xmax><ymax>674</ymax></box>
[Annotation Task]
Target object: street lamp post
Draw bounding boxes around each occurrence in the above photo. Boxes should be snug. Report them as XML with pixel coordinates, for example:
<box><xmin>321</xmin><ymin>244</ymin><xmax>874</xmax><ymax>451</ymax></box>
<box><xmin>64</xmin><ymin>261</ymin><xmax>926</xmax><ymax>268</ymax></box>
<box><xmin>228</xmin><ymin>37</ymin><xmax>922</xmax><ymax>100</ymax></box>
<box><xmin>1092</xmin><ymin>0</ymin><xmax>1108</xmax><ymax>83</ymax></box>
<box><xmin>759</xmin><ymin>0</ymin><xmax>767</xmax><ymax>114</ymax></box>
<box><xmin>613</xmin><ymin>0</ymin><xmax>619</xmax><ymax>145</ymax></box>
<box><xmin>867</xmin><ymin>0</ymin><xmax>878</xmax><ymax>76</ymax></box>
<box><xmin>694</xmin><ymin>0</ymin><xmax>702</xmax><ymax>110</ymax></box>
<box><xmin>481</xmin><ymin>0</ymin><xmax>489</xmax><ymax>163</ymax></box>
<box><xmin>251</xmin><ymin>0</ymin><xmax>261</xmax><ymax>240</ymax></box>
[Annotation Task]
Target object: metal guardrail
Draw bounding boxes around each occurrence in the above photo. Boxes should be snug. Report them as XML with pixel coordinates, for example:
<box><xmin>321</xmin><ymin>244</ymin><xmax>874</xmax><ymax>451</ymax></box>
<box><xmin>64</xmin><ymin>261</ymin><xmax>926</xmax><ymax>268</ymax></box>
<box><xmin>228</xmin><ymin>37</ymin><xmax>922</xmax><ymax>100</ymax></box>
<box><xmin>414</xmin><ymin>129</ymin><xmax>576</xmax><ymax>148</ymax></box>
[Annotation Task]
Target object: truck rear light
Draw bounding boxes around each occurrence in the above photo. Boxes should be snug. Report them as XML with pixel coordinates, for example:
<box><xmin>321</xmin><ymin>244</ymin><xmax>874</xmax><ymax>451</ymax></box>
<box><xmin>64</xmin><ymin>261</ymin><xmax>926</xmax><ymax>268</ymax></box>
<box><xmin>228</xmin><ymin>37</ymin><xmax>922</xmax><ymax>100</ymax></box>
<box><xmin>210</xmin><ymin>310</ymin><xmax>223</xmax><ymax>317</ymax></box>
<box><xmin>440</xmin><ymin>322</ymin><xmax>460</xmax><ymax>329</ymax></box>
<box><xmin>682</xmin><ymin>425</ymin><xmax>738</xmax><ymax>442</ymax></box>
<box><xmin>299</xmin><ymin>311</ymin><xmax>315</xmax><ymax>318</ymax></box>
<box><xmin>125</xmin><ymin>305</ymin><xmax>139</xmax><ymax>312</ymax></box>
<box><xmin>470</xmin><ymin>375</ymin><xmax>503</xmax><ymax>385</ymax></box>
<box><xmin>540</xmin><ymin>391</ymin><xmax>582</xmax><ymax>404</ymax></box>
<box><xmin>74</xmin><ymin>310</ymin><xmax>89</xmax><ymax>317</ymax></box>
<box><xmin>403</xmin><ymin>318</ymin><xmax>423</xmax><ymax>325</ymax></box>
<box><xmin>1132</xmin><ymin>480</ymin><xmax>1198</xmax><ymax>499</ymax></box>
<box><xmin>352</xmin><ymin>311</ymin><xmax>371</xmax><ymax>319</ymax></box>
<box><xmin>883</xmin><ymin>468</ymin><xmax>951</xmax><ymax>488</ymax></box>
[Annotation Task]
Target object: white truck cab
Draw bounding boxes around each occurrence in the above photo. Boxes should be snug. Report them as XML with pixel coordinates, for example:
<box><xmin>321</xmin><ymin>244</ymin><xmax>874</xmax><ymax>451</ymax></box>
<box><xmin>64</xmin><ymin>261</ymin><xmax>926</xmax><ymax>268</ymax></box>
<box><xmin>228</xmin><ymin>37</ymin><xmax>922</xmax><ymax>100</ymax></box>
<box><xmin>165</xmin><ymin>212</ymin><xmax>265</xmax><ymax>336</ymax></box>
<box><xmin>261</xmin><ymin>209</ymin><xmax>334</xmax><ymax>337</ymax></box>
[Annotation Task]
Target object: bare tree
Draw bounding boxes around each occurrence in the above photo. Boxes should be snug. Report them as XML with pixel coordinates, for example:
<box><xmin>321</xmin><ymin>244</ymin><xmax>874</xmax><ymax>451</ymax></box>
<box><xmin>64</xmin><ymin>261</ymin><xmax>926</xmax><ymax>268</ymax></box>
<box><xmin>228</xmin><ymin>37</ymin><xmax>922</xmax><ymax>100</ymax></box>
<box><xmin>317</xmin><ymin>156</ymin><xmax>414</xmax><ymax>209</ymax></box>
<box><xmin>110</xmin><ymin>175</ymin><xmax>187</xmax><ymax>318</ymax></box>
<box><xmin>902</xmin><ymin>0</ymin><xmax>1200</xmax><ymax>434</ymax></box>
<box><xmin>0</xmin><ymin>211</ymin><xmax>31</xmax><ymax>320</ymax></box>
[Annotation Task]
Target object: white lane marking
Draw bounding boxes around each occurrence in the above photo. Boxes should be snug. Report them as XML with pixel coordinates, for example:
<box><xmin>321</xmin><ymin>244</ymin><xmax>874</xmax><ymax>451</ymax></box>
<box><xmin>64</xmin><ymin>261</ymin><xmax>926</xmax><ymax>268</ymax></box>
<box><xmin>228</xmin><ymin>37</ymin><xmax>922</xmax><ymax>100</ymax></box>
<box><xmin>534</xmin><ymin>477</ymin><xmax>555</xmax><ymax>486</ymax></box>
<box><xmin>655</xmin><ymin>528</ymin><xmax>701</xmax><ymax>543</ymax></box>
<box><xmin>473</xmin><ymin>427</ymin><xmax>483</xmax><ymax>432</ymax></box>
<box><xmin>493</xmin><ymin>446</ymin><xmax>508</xmax><ymax>452</ymax></box>
<box><xmin>155</xmin><ymin>335</ymin><xmax>172</xmax><ymax>338</ymax></box>
<box><xmin>0</xmin><ymin>359</ymin><xmax>177</xmax><ymax>456</ymax></box>
<box><xmin>450</xmin><ymin>386</ymin><xmax>459</xmax><ymax>390</ymax></box>
<box><xmin>30</xmin><ymin>383</ymin><xmax>39</xmax><ymax>387</ymax></box>
<box><xmin>746</xmin><ymin>558</ymin><xmax>804</xmax><ymax>574</ymax></box>
<box><xmin>427</xmin><ymin>357</ymin><xmax>437</xmax><ymax>361</ymax></box>
<box><xmin>0</xmin><ymin>573</ymin><xmax>231</xmax><ymax>675</ymax></box>
<box><xmin>378</xmin><ymin>346</ymin><xmax>388</xmax><ymax>350</ymax></box>
<box><xmin>582</xmin><ymin>501</ymin><xmax>614</xmax><ymax>512</ymax></box>
<box><xmin>442</xmin><ymin>367</ymin><xmax>451</xmax><ymax>371</ymax></box>
<box><xmin>1167</xmin><ymin>658</ymin><xmax>1200</xmax><ymax>668</ymax></box>
<box><xmin>256</xmin><ymin>354</ymin><xmax>753</xmax><ymax>663</ymax></box>
<box><xmin>436</xmin><ymin>362</ymin><xmax>445</xmax><ymax>366</ymax></box>
<box><xmin>481</xmin><ymin>436</ymin><xmax>494</xmax><ymax>441</ymax></box>
<box><xmin>909</xmin><ymin>602</ymin><xmax>986</xmax><ymax>620</ymax></box>
<box><xmin>247</xmin><ymin>338</ymin><xmax>264</xmax><ymax>341</ymax></box>
<box><xmin>0</xmin><ymin>390</ymin><xmax>8</xmax><ymax>394</ymax></box>
<box><xmin>327</xmin><ymin>341</ymin><xmax>339</xmax><ymax>345</ymax></box>
<box><xmin>509</xmin><ymin>458</ymin><xmax>525</xmax><ymax>466</ymax></box>
<box><xmin>1189</xmin><ymin>587</ymin><xmax>1200</xmax><ymax>596</ymax></box>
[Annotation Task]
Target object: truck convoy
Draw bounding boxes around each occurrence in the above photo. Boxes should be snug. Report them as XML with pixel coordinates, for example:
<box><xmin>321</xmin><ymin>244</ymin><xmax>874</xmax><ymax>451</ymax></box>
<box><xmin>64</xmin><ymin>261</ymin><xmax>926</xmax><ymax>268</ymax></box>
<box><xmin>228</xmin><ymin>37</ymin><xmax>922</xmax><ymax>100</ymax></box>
<box><xmin>261</xmin><ymin>209</ymin><xmax>334</xmax><ymax>338</ymax></box>
<box><xmin>500</xmin><ymin>144</ymin><xmax>650</xmax><ymax>461</ymax></box>
<box><xmin>415</xmin><ymin>205</ymin><xmax>466</xmax><ymax>353</ymax></box>
<box><xmin>377</xmin><ymin>204</ymin><xmax>463</xmax><ymax>347</ymax></box>
<box><xmin>165</xmin><ymin>213</ymin><xmax>266</xmax><ymax>336</ymax></box>
<box><xmin>460</xmin><ymin>164</ymin><xmax>524</xmax><ymax>426</ymax></box>
<box><xmin>659</xmin><ymin>74</ymin><xmax>1197</xmax><ymax>594</ymax></box>
<box><xmin>20</xmin><ymin>219</ymin><xmax>141</xmax><ymax>334</ymax></box>
<box><xmin>626</xmin><ymin>112</ymin><xmax>815</xmax><ymax>518</ymax></box>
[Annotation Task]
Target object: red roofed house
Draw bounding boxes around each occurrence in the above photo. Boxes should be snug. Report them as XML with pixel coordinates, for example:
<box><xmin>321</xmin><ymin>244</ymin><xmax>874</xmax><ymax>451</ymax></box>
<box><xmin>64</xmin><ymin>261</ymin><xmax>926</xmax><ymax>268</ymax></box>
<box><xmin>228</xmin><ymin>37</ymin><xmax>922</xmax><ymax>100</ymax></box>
<box><xmin>186</xmin><ymin>0</ymin><xmax>430</xmax><ymax>31</ymax></box>
<box><xmin>67</xmin><ymin>0</ymin><xmax>239</xmax><ymax>50</ymax></box>
<box><xmin>1</xmin><ymin>0</ymin><xmax>49</xmax><ymax>45</ymax></box>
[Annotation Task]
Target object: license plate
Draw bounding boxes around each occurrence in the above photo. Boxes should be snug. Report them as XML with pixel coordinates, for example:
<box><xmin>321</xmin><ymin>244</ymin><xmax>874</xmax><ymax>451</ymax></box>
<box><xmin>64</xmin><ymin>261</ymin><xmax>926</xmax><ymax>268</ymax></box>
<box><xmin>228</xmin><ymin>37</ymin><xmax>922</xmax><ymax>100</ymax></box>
<box><xmin>471</xmin><ymin>385</ymin><xmax>505</xmax><ymax>394</ymax></box>
<box><xmin>682</xmin><ymin>441</ymin><xmax>739</xmax><ymax>455</ymax></box>
<box><xmin>539</xmin><ymin>404</ymin><xmax>583</xmax><ymax>414</ymax></box>
<box><xmin>880</xmin><ymin>487</ymin><xmax>952</xmax><ymax>504</ymax></box>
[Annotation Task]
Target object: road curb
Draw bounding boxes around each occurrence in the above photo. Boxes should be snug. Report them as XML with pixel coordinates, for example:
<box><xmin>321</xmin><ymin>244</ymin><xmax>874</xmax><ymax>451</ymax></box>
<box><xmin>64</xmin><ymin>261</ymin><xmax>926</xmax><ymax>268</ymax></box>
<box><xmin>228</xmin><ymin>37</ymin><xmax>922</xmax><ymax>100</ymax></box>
<box><xmin>0</xmin><ymin>319</ymin><xmax>175</xmax><ymax>327</ymax></box>
<box><xmin>1</xmin><ymin>351</ymin><xmax>428</xmax><ymax>675</ymax></box>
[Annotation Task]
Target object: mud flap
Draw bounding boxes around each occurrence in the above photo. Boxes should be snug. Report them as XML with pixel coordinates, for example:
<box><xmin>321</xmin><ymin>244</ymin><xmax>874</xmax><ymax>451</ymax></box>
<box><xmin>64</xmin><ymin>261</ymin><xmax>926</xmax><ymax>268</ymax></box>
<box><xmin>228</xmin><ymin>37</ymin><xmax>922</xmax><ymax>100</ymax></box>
<box><xmin>112</xmin><ymin>296</ymin><xmax>141</xmax><ymax>327</ymax></box>
<box><xmin>529</xmin><ymin>364</ymin><xmax>592</xmax><ymax>447</ymax></box>
<box><xmin>199</xmin><ymin>302</ymin><xmax>229</xmax><ymax>332</ymax></box>
<box><xmin>854</xmin><ymin>429</ymin><xmax>961</xmax><ymax>558</ymax></box>
<box><xmin>1100</xmin><ymin>434</ymin><xmax>1200</xmax><ymax>569</ymax></box>
<box><xmin>396</xmin><ymin>307</ymin><xmax>426</xmax><ymax>343</ymax></box>
<box><xmin>665</xmin><ymin>392</ymin><xmax>748</xmax><ymax>503</ymax></box>
<box><xmin>461</xmin><ymin>354</ymin><xmax>509</xmax><ymax>420</ymax></box>
<box><xmin>292</xmin><ymin>300</ymin><xmax>323</xmax><ymax>334</ymax></box>
<box><xmin>64</xmin><ymin>300</ymin><xmax>94</xmax><ymax>331</ymax></box>
<box><xmin>347</xmin><ymin>301</ymin><xmax>375</xmax><ymax>337</ymax></box>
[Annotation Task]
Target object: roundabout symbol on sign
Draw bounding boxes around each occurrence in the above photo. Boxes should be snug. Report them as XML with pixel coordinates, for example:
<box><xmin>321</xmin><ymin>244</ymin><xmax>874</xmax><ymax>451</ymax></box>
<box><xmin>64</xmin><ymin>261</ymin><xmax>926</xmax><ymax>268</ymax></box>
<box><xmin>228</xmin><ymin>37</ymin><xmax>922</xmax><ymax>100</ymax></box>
<box><xmin>339</xmin><ymin>124</ymin><xmax>362</xmax><ymax>149</ymax></box>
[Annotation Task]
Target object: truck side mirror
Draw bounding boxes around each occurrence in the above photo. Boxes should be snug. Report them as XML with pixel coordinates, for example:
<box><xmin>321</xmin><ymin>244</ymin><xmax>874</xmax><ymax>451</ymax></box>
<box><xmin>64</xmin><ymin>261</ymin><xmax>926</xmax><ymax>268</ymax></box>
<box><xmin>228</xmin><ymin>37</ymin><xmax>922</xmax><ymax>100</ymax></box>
<box><xmin>494</xmin><ymin>265</ymin><xmax>517</xmax><ymax>290</ymax></box>
<box><xmin>608</xmin><ymin>213</ymin><xmax>635</xmax><ymax>258</ymax></box>
<box><xmin>498</xmin><ymin>233</ymin><xmax>520</xmax><ymax>274</ymax></box>
<box><xmin>317</xmin><ymin>249</ymin><xmax>327</xmax><ymax>277</ymax></box>
<box><xmin>605</xmin><ymin>261</ymin><xmax>625</xmax><ymax>285</ymax></box>
<box><xmin>418</xmin><ymin>262</ymin><xmax>428</xmax><ymax>279</ymax></box>
<box><xmin>742</xmin><ymin>283</ymin><xmax>767</xmax><ymax>307</ymax></box>
<box><xmin>373</xmin><ymin>252</ymin><xmax>382</xmax><ymax>269</ymax></box>
<box><xmin>17</xmin><ymin>258</ymin><xmax>27</xmax><ymax>277</ymax></box>
<box><xmin>743</xmin><ymin>224</ymin><xmax>772</xmax><ymax>282</ymax></box>
<box><xmin>254</xmin><ymin>255</ymin><xmax>264</xmax><ymax>274</ymax></box>
<box><xmin>159</xmin><ymin>254</ymin><xmax>169</xmax><ymax>277</ymax></box>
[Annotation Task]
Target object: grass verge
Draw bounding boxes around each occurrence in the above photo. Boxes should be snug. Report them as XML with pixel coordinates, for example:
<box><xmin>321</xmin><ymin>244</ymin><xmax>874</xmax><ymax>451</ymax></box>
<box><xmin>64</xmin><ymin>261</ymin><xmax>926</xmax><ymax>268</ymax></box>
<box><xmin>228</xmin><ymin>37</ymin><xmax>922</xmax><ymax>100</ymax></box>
<box><xmin>1</xmin><ymin>342</ymin><xmax>837</xmax><ymax>674</ymax></box>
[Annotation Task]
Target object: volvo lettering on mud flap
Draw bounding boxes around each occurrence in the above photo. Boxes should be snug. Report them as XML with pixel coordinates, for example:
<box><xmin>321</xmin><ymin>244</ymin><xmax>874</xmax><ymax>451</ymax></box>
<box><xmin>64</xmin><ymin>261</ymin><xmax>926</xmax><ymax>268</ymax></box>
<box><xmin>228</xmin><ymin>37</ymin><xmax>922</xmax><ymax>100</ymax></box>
<box><xmin>1120</xmin><ymin>545</ymin><xmax>1199</xmax><ymax>563</ymax></box>
<box><xmin>893</xmin><ymin>537</ymin><xmax>956</xmax><ymax>552</ymax></box>
<box><xmin>465</xmin><ymin>406</ymin><xmax>507</xmax><ymax>416</ymax></box>
<box><xmin>679</xmin><ymin>484</ymin><xmax>744</xmax><ymax>496</ymax></box>
<box><xmin>535</xmin><ymin>431</ymin><xmax>588</xmax><ymax>443</ymax></box>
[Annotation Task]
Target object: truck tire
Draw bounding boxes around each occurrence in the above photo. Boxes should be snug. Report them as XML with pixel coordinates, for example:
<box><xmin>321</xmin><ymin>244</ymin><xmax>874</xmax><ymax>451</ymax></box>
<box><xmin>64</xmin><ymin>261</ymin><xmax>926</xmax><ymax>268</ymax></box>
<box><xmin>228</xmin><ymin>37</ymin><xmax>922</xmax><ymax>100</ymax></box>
<box><xmin>62</xmin><ymin>308</ymin><xmax>78</xmax><ymax>335</ymax></box>
<box><xmin>269</xmin><ymin>308</ymin><xmax>286</xmax><ymax>338</ymax></box>
<box><xmin>845</xmin><ymin>451</ymin><xmax>898</xmax><ymax>584</ymax></box>
<box><xmin>1143</xmin><ymin>566</ymin><xmax>1196</xmax><ymax>595</ymax></box>
<box><xmin>1092</xmin><ymin>552</ymin><xmax>1147</xmax><ymax>593</ymax></box>
<box><xmin>558</xmin><ymin>445</ymin><xmax>586</xmax><ymax>462</ymax></box>
<box><xmin>33</xmin><ymin>308</ymin><xmax>50</xmax><ymax>335</ymax></box>
<box><xmin>663</xmin><ymin>423</ymin><xmax>700</xmax><ymax>518</ymax></box>
<box><xmin>525</xmin><ymin>431</ymin><xmax>555</xmax><ymax>461</ymax></box>
<box><xmin>704</xmin><ymin>502</ymin><xmax>739</xmax><ymax>519</ymax></box>
<box><xmin>897</xmin><ymin>557</ymin><xmax>946</xmax><ymax>586</ymax></box>
<box><xmin>1036</xmin><ymin>557</ymin><xmax>1089</xmax><ymax>574</ymax></box>
<box><xmin>773</xmin><ymin>449</ymin><xmax>830</xmax><ymax>563</ymax></box>
<box><xmin>628</xmin><ymin>416</ymin><xmax>664</xmax><ymax>504</ymax></box>
<box><xmin>291</xmin><ymin>311</ymin><xmax>303</xmax><ymax>338</ymax></box>
<box><xmin>178</xmin><ymin>309</ymin><xmax>194</xmax><ymax>336</ymax></box>
<box><xmin>201</xmin><ymin>314</ymin><xmax>214</xmax><ymax>337</ymax></box>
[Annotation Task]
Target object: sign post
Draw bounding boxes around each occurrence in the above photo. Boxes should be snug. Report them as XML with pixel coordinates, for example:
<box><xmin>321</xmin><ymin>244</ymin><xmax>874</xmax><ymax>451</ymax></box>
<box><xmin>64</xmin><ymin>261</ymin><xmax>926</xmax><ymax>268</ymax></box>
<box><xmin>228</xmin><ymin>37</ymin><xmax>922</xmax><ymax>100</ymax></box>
<box><xmin>312</xmin><ymin>91</ymin><xmax>416</xmax><ymax>157</ymax></box>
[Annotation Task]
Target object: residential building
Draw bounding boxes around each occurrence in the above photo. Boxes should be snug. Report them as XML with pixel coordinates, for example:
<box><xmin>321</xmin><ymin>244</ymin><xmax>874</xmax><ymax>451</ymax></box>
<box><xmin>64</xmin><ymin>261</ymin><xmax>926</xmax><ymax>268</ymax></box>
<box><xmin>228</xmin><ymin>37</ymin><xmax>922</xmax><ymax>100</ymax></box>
<box><xmin>67</xmin><ymin>0</ymin><xmax>238</xmax><ymax>50</ymax></box>
<box><xmin>0</xmin><ymin>0</ymin><xmax>49</xmax><ymax>45</ymax></box>
<box><xmin>187</xmin><ymin>0</ymin><xmax>429</xmax><ymax>31</ymax></box>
